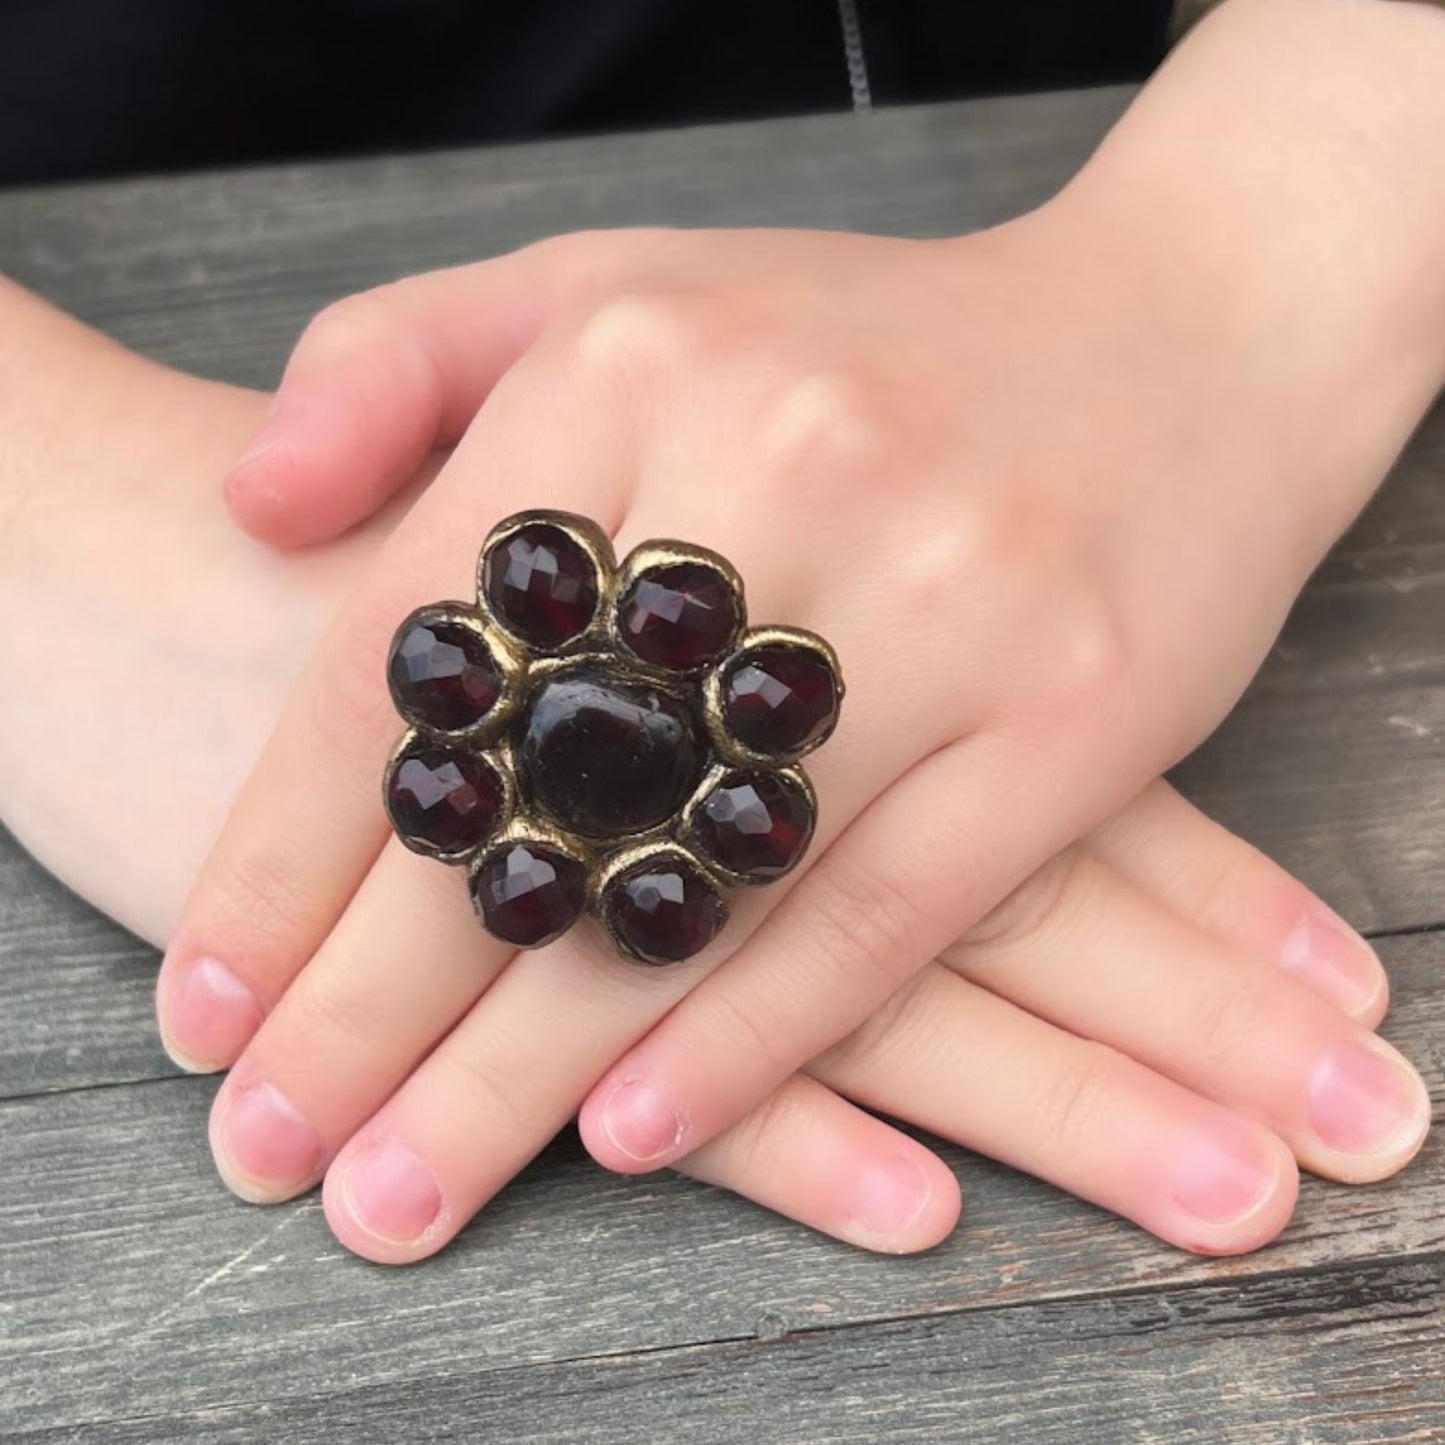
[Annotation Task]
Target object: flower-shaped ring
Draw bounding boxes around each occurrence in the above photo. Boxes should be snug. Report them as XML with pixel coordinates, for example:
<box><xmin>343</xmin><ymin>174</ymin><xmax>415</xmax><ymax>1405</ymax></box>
<box><xmin>381</xmin><ymin>510</ymin><xmax>844</xmax><ymax>964</ymax></box>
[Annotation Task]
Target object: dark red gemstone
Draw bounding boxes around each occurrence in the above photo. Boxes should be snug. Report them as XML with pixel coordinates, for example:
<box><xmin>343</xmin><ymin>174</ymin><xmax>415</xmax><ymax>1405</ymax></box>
<box><xmin>617</xmin><ymin>562</ymin><xmax>741</xmax><ymax>670</ymax></box>
<box><xmin>386</xmin><ymin>745</ymin><xmax>504</xmax><ymax>855</ymax></box>
<box><xmin>388</xmin><ymin>614</ymin><xmax>502</xmax><ymax>731</ymax></box>
<box><xmin>693</xmin><ymin>771</ymin><xmax>815</xmax><ymax>880</ymax></box>
<box><xmin>482</xmin><ymin>523</ymin><xmax>599</xmax><ymax>648</ymax></box>
<box><xmin>519</xmin><ymin>665</ymin><xmax>705</xmax><ymax>838</ymax></box>
<box><xmin>469</xmin><ymin>843</ymin><xmax>586</xmax><ymax>948</ymax></box>
<box><xmin>721</xmin><ymin>644</ymin><xmax>839</xmax><ymax>756</ymax></box>
<box><xmin>603</xmin><ymin>855</ymin><xmax>727</xmax><ymax>964</ymax></box>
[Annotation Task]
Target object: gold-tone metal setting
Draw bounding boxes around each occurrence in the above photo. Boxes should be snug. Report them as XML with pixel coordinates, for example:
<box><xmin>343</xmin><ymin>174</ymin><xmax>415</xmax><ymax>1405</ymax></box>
<box><xmin>382</xmin><ymin>727</ymin><xmax>515</xmax><ymax>866</ymax></box>
<box><xmin>701</xmin><ymin>624</ymin><xmax>845</xmax><ymax>768</ymax></box>
<box><xmin>591</xmin><ymin>841</ymin><xmax>732</xmax><ymax>964</ymax></box>
<box><xmin>476</xmin><ymin>508</ymin><xmax>620</xmax><ymax>655</ymax></box>
<box><xmin>384</xmin><ymin>508</ymin><xmax>844</xmax><ymax>961</ymax></box>
<box><xmin>607</xmin><ymin>538</ymin><xmax>748</xmax><ymax>677</ymax></box>
<box><xmin>387</xmin><ymin>600</ymin><xmax>525</xmax><ymax>748</ymax></box>
<box><xmin>678</xmin><ymin>761</ymin><xmax>818</xmax><ymax>888</ymax></box>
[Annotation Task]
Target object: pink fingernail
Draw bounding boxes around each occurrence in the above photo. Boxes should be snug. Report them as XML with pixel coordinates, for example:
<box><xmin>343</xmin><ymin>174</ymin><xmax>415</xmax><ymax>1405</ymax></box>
<box><xmin>1308</xmin><ymin>1040</ymin><xmax>1429</xmax><ymax>1156</ymax></box>
<box><xmin>219</xmin><ymin>1081</ymin><xmax>323</xmax><ymax>1192</ymax></box>
<box><xmin>340</xmin><ymin>1138</ymin><xmax>442</xmax><ymax>1243</ymax></box>
<box><xmin>843</xmin><ymin>1154</ymin><xmax>933</xmax><ymax>1242</ymax></box>
<box><xmin>162</xmin><ymin>955</ymin><xmax>263</xmax><ymax>1072</ymax></box>
<box><xmin>600</xmin><ymin>1077</ymin><xmax>686</xmax><ymax>1163</ymax></box>
<box><xmin>1279</xmin><ymin>904</ymin><xmax>1382</xmax><ymax>1015</ymax></box>
<box><xmin>1168</xmin><ymin>1121</ymin><xmax>1278</xmax><ymax>1226</ymax></box>
<box><xmin>224</xmin><ymin>396</ymin><xmax>307</xmax><ymax>500</ymax></box>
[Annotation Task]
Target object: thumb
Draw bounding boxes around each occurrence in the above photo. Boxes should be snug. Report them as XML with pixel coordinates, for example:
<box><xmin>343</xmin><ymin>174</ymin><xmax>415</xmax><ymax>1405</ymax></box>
<box><xmin>224</xmin><ymin>228</ymin><xmax>670</xmax><ymax>548</ymax></box>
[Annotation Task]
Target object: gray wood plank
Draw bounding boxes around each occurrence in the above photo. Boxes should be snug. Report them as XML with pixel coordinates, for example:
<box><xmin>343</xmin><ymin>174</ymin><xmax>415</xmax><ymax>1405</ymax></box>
<box><xmin>7</xmin><ymin>1257</ymin><xmax>1445</xmax><ymax>1443</ymax></box>
<box><xmin>2</xmin><ymin>931</ymin><xmax>1439</xmax><ymax>1434</ymax></box>
<box><xmin>2</xmin><ymin>84</ymin><xmax>1443</xmax><ymax>1442</ymax></box>
<box><xmin>0</xmin><ymin>88</ymin><xmax>1135</xmax><ymax>391</ymax></box>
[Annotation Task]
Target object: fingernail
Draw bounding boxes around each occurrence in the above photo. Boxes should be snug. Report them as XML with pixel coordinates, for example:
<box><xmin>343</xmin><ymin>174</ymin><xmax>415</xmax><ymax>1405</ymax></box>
<box><xmin>1168</xmin><ymin>1121</ymin><xmax>1279</xmax><ymax>1226</ymax></box>
<box><xmin>1279</xmin><ymin>904</ymin><xmax>1382</xmax><ymax>1015</ymax></box>
<box><xmin>842</xmin><ymin>1154</ymin><xmax>934</xmax><ymax>1243</ymax></box>
<box><xmin>339</xmin><ymin>1138</ymin><xmax>442</xmax><ymax>1243</ymax></box>
<box><xmin>1308</xmin><ymin>1039</ymin><xmax>1430</xmax><ymax>1157</ymax></box>
<box><xmin>225</xmin><ymin>395</ymin><xmax>305</xmax><ymax>498</ymax></box>
<box><xmin>217</xmin><ymin>1081</ymin><xmax>323</xmax><ymax>1196</ymax></box>
<box><xmin>162</xmin><ymin>955</ymin><xmax>263</xmax><ymax>1072</ymax></box>
<box><xmin>600</xmin><ymin>1077</ymin><xmax>686</xmax><ymax>1163</ymax></box>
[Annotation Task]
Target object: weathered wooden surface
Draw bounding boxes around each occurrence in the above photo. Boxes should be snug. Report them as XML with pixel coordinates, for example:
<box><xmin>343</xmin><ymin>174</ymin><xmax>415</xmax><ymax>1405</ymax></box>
<box><xmin>1</xmin><ymin>84</ymin><xmax>1442</xmax><ymax>1442</ymax></box>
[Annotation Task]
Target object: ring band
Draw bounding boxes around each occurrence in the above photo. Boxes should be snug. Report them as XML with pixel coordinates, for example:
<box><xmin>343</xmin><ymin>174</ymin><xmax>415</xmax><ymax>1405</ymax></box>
<box><xmin>381</xmin><ymin>509</ymin><xmax>844</xmax><ymax>964</ymax></box>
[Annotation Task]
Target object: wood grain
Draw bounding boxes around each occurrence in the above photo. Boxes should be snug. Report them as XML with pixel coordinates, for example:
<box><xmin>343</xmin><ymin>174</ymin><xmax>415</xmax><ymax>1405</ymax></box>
<box><xmin>1</xmin><ymin>83</ymin><xmax>1442</xmax><ymax>1443</ymax></box>
<box><xmin>0</xmin><ymin>88</ymin><xmax>1135</xmax><ymax>392</ymax></box>
<box><xmin>1</xmin><ymin>932</ymin><xmax>1439</xmax><ymax>1434</ymax></box>
<box><xmin>10</xmin><ymin>1259</ymin><xmax>1445</xmax><ymax>1444</ymax></box>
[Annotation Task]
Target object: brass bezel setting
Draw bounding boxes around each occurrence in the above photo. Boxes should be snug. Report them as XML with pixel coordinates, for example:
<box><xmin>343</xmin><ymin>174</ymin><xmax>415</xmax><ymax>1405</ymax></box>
<box><xmin>701</xmin><ymin>624</ymin><xmax>846</xmax><ymax>768</ymax></box>
<box><xmin>678</xmin><ymin>761</ymin><xmax>818</xmax><ymax>888</ymax></box>
<box><xmin>592</xmin><ymin>840</ymin><xmax>732</xmax><ymax>964</ymax></box>
<box><xmin>386</xmin><ymin>600</ymin><xmax>526</xmax><ymax>748</ymax></box>
<box><xmin>383</xmin><ymin>727</ymin><xmax>516</xmax><ymax>866</ymax></box>
<box><xmin>477</xmin><ymin>509</ymin><xmax>619</xmax><ymax>656</ymax></box>
<box><xmin>383</xmin><ymin>508</ymin><xmax>844</xmax><ymax>961</ymax></box>
<box><xmin>608</xmin><ymin>538</ymin><xmax>747</xmax><ymax>677</ymax></box>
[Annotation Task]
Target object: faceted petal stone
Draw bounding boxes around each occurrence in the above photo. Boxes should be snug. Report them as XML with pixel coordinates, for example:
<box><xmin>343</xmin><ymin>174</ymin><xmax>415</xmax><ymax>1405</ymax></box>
<box><xmin>693</xmin><ymin>770</ymin><xmax>815</xmax><ymax>880</ymax></box>
<box><xmin>469</xmin><ymin>842</ymin><xmax>586</xmax><ymax>948</ymax></box>
<box><xmin>603</xmin><ymin>855</ymin><xmax>727</xmax><ymax>964</ymax></box>
<box><xmin>386</xmin><ymin>744</ymin><xmax>505</xmax><ymax>856</ymax></box>
<box><xmin>483</xmin><ymin>522</ymin><xmax>600</xmax><ymax>649</ymax></box>
<box><xmin>617</xmin><ymin>561</ymin><xmax>741</xmax><ymax>671</ymax></box>
<box><xmin>519</xmin><ymin>665</ymin><xmax>705</xmax><ymax>838</ymax></box>
<box><xmin>721</xmin><ymin>644</ymin><xmax>840</xmax><ymax>757</ymax></box>
<box><xmin>388</xmin><ymin>613</ymin><xmax>502</xmax><ymax>731</ymax></box>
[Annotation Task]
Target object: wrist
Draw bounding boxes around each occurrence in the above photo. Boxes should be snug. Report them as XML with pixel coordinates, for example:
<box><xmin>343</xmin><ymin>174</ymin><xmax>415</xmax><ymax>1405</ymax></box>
<box><xmin>1027</xmin><ymin>0</ymin><xmax>1445</xmax><ymax>552</ymax></box>
<box><xmin>0</xmin><ymin>278</ymin><xmax>266</xmax><ymax>559</ymax></box>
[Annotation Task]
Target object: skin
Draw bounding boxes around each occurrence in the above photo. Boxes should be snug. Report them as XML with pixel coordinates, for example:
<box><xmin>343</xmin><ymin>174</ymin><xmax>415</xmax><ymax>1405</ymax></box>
<box><xmin>0</xmin><ymin>290</ymin><xmax>1421</xmax><ymax>1259</ymax></box>
<box><xmin>4</xmin><ymin>0</ymin><xmax>1441</xmax><ymax>1261</ymax></box>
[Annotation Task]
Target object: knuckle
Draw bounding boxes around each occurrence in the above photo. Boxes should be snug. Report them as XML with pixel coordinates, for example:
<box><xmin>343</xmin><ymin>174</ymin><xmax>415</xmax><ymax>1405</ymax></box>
<box><xmin>204</xmin><ymin>834</ymin><xmax>315</xmax><ymax>956</ymax></box>
<box><xmin>1181</xmin><ymin>844</ymin><xmax>1256</xmax><ymax>937</ymax></box>
<box><xmin>1011</xmin><ymin>590</ymin><xmax>1133</xmax><ymax>721</ymax></box>
<box><xmin>286</xmin><ymin>969</ymin><xmax>390</xmax><ymax>1053</ymax></box>
<box><xmin>689</xmin><ymin>987</ymin><xmax>795</xmax><ymax>1079</ymax></box>
<box><xmin>437</xmin><ymin>1044</ymin><xmax>532</xmax><ymax>1141</ymax></box>
<box><xmin>1187</xmin><ymin>972</ymin><xmax>1271</xmax><ymax>1080</ymax></box>
<box><xmin>1029</xmin><ymin>1042</ymin><xmax>1119</xmax><ymax>1162</ymax></box>
<box><xmin>813</xmin><ymin>966</ymin><xmax>939</xmax><ymax>1079</ymax></box>
<box><xmin>961</xmin><ymin>845</ymin><xmax>1089</xmax><ymax>954</ymax></box>
<box><xmin>570</xmin><ymin>286</ymin><xmax>706</xmax><ymax>385</ymax></box>
<box><xmin>721</xmin><ymin>1080</ymin><xmax>810</xmax><ymax>1166</ymax></box>
<box><xmin>795</xmin><ymin>859</ymin><xmax>924</xmax><ymax>993</ymax></box>
<box><xmin>302</xmin><ymin>288</ymin><xmax>405</xmax><ymax>358</ymax></box>
<box><xmin>753</xmin><ymin>368</ymin><xmax>890</xmax><ymax>504</ymax></box>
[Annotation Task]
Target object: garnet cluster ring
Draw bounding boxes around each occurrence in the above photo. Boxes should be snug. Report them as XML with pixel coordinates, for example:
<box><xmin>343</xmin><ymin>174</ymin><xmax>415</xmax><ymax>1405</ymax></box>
<box><xmin>381</xmin><ymin>510</ymin><xmax>844</xmax><ymax>964</ymax></box>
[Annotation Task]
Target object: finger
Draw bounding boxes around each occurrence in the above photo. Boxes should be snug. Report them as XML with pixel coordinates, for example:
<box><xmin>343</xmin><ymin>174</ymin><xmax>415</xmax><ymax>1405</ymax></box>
<box><xmin>676</xmin><ymin>1074</ymin><xmax>962</xmax><ymax>1255</ymax></box>
<box><xmin>314</xmin><ymin>673</ymin><xmax>916</xmax><ymax>1261</ymax></box>
<box><xmin>578</xmin><ymin>727</ymin><xmax>1120</xmax><ymax>1176</ymax></box>
<box><xmin>811</xmin><ymin>964</ymin><xmax>1299</xmax><ymax>1256</ymax></box>
<box><xmin>205</xmin><ymin>839</ymin><xmax>510</xmax><ymax>1201</ymax></box>
<box><xmin>224</xmin><ymin>228</ymin><xmax>669</xmax><ymax>547</ymax></box>
<box><xmin>944</xmin><ymin>850</ymin><xmax>1431</xmax><ymax>1184</ymax></box>
<box><xmin>157</xmin><ymin>329</ymin><xmax>633</xmax><ymax>1074</ymax></box>
<box><xmin>1088</xmin><ymin>779</ymin><xmax>1386</xmax><ymax>1022</ymax></box>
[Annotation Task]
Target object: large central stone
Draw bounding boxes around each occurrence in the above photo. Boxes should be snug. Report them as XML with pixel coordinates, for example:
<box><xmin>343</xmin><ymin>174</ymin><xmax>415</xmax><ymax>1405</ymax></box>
<box><xmin>518</xmin><ymin>665</ymin><xmax>705</xmax><ymax>838</ymax></box>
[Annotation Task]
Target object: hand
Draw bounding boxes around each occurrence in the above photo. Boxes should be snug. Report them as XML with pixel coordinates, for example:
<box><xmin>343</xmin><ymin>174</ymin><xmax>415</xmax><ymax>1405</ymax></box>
<box><xmin>0</xmin><ymin>293</ymin><xmax>1417</xmax><ymax>1262</ymax></box>
<box><xmin>154</xmin><ymin>0</ymin><xmax>1445</xmax><ymax>1261</ymax></box>
<box><xmin>149</xmin><ymin>137</ymin><xmax>1445</xmax><ymax>1265</ymax></box>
